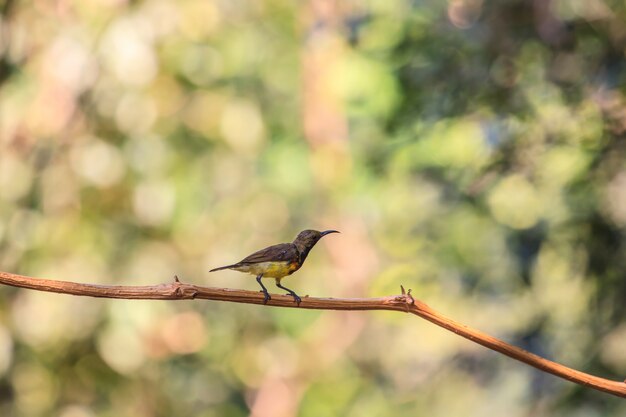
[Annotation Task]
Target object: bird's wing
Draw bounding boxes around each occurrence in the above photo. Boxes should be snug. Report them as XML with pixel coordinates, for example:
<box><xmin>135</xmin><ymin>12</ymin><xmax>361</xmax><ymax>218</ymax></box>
<box><xmin>239</xmin><ymin>243</ymin><xmax>298</xmax><ymax>264</ymax></box>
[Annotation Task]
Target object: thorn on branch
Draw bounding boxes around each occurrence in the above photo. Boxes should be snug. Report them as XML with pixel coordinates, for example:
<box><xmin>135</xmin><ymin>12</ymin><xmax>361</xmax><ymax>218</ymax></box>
<box><xmin>398</xmin><ymin>285</ymin><xmax>415</xmax><ymax>312</ymax></box>
<box><xmin>174</xmin><ymin>275</ymin><xmax>180</xmax><ymax>283</ymax></box>
<box><xmin>171</xmin><ymin>280</ymin><xmax>198</xmax><ymax>300</ymax></box>
<box><xmin>400</xmin><ymin>285</ymin><xmax>415</xmax><ymax>304</ymax></box>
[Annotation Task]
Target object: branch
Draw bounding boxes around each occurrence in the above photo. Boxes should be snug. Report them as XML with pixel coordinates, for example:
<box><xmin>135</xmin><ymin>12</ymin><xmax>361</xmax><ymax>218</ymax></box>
<box><xmin>0</xmin><ymin>271</ymin><xmax>624</xmax><ymax>398</ymax></box>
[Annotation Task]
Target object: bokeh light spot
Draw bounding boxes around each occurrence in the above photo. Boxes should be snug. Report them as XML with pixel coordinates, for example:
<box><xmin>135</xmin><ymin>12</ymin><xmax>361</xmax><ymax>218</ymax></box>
<box><xmin>161</xmin><ymin>312</ymin><xmax>207</xmax><ymax>354</ymax></box>
<box><xmin>100</xmin><ymin>17</ymin><xmax>158</xmax><ymax>86</ymax></box>
<box><xmin>220</xmin><ymin>99</ymin><xmax>266</xmax><ymax>154</ymax></box>
<box><xmin>132</xmin><ymin>180</ymin><xmax>176</xmax><ymax>226</ymax></box>
<box><xmin>488</xmin><ymin>175</ymin><xmax>541</xmax><ymax>229</ymax></box>
<box><xmin>0</xmin><ymin>325</ymin><xmax>14</xmax><ymax>376</ymax></box>
<box><xmin>97</xmin><ymin>324</ymin><xmax>145</xmax><ymax>374</ymax></box>
<box><xmin>70</xmin><ymin>137</ymin><xmax>126</xmax><ymax>188</ymax></box>
<box><xmin>0</xmin><ymin>152</ymin><xmax>34</xmax><ymax>202</ymax></box>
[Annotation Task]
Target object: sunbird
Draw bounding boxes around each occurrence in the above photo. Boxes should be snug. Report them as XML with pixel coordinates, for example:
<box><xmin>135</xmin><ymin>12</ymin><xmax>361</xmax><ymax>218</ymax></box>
<box><xmin>209</xmin><ymin>229</ymin><xmax>339</xmax><ymax>305</ymax></box>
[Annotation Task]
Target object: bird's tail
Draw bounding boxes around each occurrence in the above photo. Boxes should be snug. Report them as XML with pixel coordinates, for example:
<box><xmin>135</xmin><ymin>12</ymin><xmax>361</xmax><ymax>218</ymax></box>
<box><xmin>209</xmin><ymin>264</ymin><xmax>239</xmax><ymax>272</ymax></box>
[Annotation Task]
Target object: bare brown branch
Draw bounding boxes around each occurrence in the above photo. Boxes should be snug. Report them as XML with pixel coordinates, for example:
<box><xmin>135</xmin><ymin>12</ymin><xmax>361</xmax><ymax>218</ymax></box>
<box><xmin>0</xmin><ymin>270</ymin><xmax>624</xmax><ymax>398</ymax></box>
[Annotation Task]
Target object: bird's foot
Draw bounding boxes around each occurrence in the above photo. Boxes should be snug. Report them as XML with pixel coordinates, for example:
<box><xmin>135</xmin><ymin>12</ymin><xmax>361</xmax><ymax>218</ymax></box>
<box><xmin>287</xmin><ymin>291</ymin><xmax>301</xmax><ymax>306</ymax></box>
<box><xmin>275</xmin><ymin>282</ymin><xmax>301</xmax><ymax>306</ymax></box>
<box><xmin>260</xmin><ymin>289</ymin><xmax>271</xmax><ymax>304</ymax></box>
<box><xmin>293</xmin><ymin>294</ymin><xmax>302</xmax><ymax>306</ymax></box>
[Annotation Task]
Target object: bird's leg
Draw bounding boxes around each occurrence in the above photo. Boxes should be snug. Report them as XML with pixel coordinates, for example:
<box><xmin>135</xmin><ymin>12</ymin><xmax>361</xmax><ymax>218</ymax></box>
<box><xmin>256</xmin><ymin>274</ymin><xmax>271</xmax><ymax>304</ymax></box>
<box><xmin>276</xmin><ymin>280</ymin><xmax>302</xmax><ymax>306</ymax></box>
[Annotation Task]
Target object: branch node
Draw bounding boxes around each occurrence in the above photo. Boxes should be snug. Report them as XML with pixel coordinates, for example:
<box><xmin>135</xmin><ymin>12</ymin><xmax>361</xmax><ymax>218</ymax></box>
<box><xmin>406</xmin><ymin>288</ymin><xmax>415</xmax><ymax>305</ymax></box>
<box><xmin>174</xmin><ymin>286</ymin><xmax>183</xmax><ymax>297</ymax></box>
<box><xmin>397</xmin><ymin>285</ymin><xmax>415</xmax><ymax>312</ymax></box>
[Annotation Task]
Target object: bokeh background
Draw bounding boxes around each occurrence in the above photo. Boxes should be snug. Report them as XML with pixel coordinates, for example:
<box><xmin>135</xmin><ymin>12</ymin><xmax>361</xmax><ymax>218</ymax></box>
<box><xmin>1</xmin><ymin>0</ymin><xmax>626</xmax><ymax>415</ymax></box>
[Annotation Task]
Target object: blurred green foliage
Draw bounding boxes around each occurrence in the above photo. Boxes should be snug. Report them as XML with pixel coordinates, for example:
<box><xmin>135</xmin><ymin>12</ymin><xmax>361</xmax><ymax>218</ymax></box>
<box><xmin>1</xmin><ymin>0</ymin><xmax>626</xmax><ymax>416</ymax></box>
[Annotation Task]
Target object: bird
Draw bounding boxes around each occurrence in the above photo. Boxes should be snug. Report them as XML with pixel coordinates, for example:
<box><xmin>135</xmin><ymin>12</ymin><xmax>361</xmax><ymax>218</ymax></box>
<box><xmin>209</xmin><ymin>229</ymin><xmax>339</xmax><ymax>305</ymax></box>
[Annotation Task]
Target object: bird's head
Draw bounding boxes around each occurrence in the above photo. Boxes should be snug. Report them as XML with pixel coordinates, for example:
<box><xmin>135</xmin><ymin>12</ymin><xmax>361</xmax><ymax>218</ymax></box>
<box><xmin>293</xmin><ymin>229</ymin><xmax>339</xmax><ymax>251</ymax></box>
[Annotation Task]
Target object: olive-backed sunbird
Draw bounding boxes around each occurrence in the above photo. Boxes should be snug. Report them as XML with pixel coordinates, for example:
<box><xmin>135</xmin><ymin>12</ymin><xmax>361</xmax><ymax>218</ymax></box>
<box><xmin>209</xmin><ymin>229</ymin><xmax>339</xmax><ymax>305</ymax></box>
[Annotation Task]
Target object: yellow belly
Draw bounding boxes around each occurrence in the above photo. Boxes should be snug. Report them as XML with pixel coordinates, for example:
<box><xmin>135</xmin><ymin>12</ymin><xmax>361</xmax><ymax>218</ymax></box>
<box><xmin>233</xmin><ymin>261</ymin><xmax>296</xmax><ymax>278</ymax></box>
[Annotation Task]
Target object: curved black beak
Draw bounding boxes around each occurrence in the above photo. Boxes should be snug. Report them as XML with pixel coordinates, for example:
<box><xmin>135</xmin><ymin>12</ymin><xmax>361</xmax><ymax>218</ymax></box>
<box><xmin>320</xmin><ymin>230</ymin><xmax>340</xmax><ymax>237</ymax></box>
